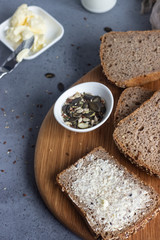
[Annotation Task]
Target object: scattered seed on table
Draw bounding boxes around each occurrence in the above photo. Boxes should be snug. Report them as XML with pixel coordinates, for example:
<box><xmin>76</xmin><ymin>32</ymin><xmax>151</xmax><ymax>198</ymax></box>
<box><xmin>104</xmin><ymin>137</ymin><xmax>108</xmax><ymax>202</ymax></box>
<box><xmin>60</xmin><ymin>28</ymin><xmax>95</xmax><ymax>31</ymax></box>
<box><xmin>45</xmin><ymin>73</ymin><xmax>55</xmax><ymax>78</ymax></box>
<box><xmin>57</xmin><ymin>82</ymin><xmax>65</xmax><ymax>92</ymax></box>
<box><xmin>104</xmin><ymin>27</ymin><xmax>112</xmax><ymax>32</ymax></box>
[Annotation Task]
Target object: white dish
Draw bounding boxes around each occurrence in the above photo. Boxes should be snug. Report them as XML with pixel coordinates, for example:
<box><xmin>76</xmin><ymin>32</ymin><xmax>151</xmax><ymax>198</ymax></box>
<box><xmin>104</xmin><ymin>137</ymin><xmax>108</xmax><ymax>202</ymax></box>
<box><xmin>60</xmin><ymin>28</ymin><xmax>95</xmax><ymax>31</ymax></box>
<box><xmin>0</xmin><ymin>6</ymin><xmax>64</xmax><ymax>60</ymax></box>
<box><xmin>53</xmin><ymin>82</ymin><xmax>114</xmax><ymax>133</ymax></box>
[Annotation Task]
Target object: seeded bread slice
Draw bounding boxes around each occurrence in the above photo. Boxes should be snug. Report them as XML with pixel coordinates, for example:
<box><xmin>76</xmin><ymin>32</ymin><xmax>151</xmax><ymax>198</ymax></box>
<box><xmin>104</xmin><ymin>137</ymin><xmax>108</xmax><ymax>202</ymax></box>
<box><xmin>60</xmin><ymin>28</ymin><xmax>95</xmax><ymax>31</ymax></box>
<box><xmin>100</xmin><ymin>30</ymin><xmax>160</xmax><ymax>88</ymax></box>
<box><xmin>114</xmin><ymin>87</ymin><xmax>154</xmax><ymax>127</ymax></box>
<box><xmin>113</xmin><ymin>90</ymin><xmax>160</xmax><ymax>177</ymax></box>
<box><xmin>56</xmin><ymin>147</ymin><xmax>160</xmax><ymax>240</ymax></box>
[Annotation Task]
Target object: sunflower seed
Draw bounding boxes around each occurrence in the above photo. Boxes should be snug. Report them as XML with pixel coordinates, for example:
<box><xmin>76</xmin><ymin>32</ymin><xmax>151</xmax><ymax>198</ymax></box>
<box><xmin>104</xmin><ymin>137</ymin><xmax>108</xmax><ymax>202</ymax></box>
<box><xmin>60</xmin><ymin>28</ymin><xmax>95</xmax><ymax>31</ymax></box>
<box><xmin>78</xmin><ymin>122</ymin><xmax>89</xmax><ymax>129</ymax></box>
<box><xmin>82</xmin><ymin>117</ymin><xmax>90</xmax><ymax>122</ymax></box>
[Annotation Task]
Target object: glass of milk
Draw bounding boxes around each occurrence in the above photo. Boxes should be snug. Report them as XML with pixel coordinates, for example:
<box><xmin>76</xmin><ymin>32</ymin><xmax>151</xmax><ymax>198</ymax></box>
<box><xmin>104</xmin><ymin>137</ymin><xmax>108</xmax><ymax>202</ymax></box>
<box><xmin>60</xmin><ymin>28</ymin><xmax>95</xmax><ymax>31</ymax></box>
<box><xmin>81</xmin><ymin>0</ymin><xmax>117</xmax><ymax>13</ymax></box>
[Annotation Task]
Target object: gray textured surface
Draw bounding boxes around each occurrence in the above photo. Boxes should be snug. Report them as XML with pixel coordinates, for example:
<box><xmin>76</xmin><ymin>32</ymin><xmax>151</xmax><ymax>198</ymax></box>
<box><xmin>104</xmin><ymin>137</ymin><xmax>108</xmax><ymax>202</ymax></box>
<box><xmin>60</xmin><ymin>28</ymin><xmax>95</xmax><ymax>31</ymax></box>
<box><xmin>0</xmin><ymin>1</ymin><xmax>151</xmax><ymax>240</ymax></box>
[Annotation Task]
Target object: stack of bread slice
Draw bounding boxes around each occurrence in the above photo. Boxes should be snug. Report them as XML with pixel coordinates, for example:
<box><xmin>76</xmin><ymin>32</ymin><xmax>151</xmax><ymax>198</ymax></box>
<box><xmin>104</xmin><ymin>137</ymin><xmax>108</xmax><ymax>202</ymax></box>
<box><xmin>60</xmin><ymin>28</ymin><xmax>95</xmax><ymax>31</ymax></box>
<box><xmin>113</xmin><ymin>89</ymin><xmax>160</xmax><ymax>177</ymax></box>
<box><xmin>100</xmin><ymin>30</ymin><xmax>160</xmax><ymax>177</ymax></box>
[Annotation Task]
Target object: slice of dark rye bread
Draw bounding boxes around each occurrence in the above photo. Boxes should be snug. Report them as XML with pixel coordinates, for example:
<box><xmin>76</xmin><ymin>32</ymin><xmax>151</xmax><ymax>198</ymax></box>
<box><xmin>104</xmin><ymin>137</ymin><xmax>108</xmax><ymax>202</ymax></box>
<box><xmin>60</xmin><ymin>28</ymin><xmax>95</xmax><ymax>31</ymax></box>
<box><xmin>113</xmin><ymin>90</ymin><xmax>160</xmax><ymax>177</ymax></box>
<box><xmin>114</xmin><ymin>86</ymin><xmax>154</xmax><ymax>127</ymax></box>
<box><xmin>100</xmin><ymin>30</ymin><xmax>160</xmax><ymax>88</ymax></box>
<box><xmin>56</xmin><ymin>147</ymin><xmax>160</xmax><ymax>240</ymax></box>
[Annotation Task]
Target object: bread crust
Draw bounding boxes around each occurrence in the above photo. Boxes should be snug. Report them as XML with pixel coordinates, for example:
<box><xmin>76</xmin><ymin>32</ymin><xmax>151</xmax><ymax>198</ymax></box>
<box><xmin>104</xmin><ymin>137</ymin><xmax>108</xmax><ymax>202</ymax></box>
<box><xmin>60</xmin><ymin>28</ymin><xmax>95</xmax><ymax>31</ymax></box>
<box><xmin>114</xmin><ymin>87</ymin><xmax>154</xmax><ymax>127</ymax></box>
<box><xmin>100</xmin><ymin>30</ymin><xmax>160</xmax><ymax>88</ymax></box>
<box><xmin>113</xmin><ymin>135</ymin><xmax>160</xmax><ymax>177</ymax></box>
<box><xmin>56</xmin><ymin>146</ymin><xmax>160</xmax><ymax>240</ymax></box>
<box><xmin>124</xmin><ymin>71</ymin><xmax>160</xmax><ymax>88</ymax></box>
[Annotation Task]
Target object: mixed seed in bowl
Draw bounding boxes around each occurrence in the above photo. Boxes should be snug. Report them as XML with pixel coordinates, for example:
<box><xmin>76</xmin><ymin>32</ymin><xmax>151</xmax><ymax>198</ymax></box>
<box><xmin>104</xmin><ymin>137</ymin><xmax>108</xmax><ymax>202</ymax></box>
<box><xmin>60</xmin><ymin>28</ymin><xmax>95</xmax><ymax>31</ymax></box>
<box><xmin>61</xmin><ymin>92</ymin><xmax>106</xmax><ymax>129</ymax></box>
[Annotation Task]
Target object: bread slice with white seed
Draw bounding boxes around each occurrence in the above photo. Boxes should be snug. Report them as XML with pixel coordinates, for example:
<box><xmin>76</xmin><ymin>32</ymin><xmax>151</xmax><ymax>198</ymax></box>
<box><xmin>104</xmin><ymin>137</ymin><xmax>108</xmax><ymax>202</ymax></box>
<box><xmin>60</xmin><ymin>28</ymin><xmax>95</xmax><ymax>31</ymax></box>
<box><xmin>56</xmin><ymin>147</ymin><xmax>160</xmax><ymax>240</ymax></box>
<box><xmin>100</xmin><ymin>30</ymin><xmax>160</xmax><ymax>88</ymax></box>
<box><xmin>114</xmin><ymin>86</ymin><xmax>154</xmax><ymax>127</ymax></box>
<box><xmin>113</xmin><ymin>90</ymin><xmax>160</xmax><ymax>177</ymax></box>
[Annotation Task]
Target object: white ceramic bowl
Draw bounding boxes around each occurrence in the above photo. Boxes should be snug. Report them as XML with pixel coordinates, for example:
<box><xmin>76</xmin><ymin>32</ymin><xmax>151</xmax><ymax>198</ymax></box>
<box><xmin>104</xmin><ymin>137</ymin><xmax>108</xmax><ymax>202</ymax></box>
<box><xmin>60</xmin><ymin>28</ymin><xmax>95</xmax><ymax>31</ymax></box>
<box><xmin>53</xmin><ymin>82</ymin><xmax>114</xmax><ymax>133</ymax></box>
<box><xmin>0</xmin><ymin>6</ymin><xmax>64</xmax><ymax>60</ymax></box>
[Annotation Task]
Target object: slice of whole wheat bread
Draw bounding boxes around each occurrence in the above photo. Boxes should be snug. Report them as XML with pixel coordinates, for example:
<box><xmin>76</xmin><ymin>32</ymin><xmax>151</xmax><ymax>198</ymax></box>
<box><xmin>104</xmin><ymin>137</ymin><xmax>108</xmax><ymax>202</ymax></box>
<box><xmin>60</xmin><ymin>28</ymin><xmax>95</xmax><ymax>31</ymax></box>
<box><xmin>100</xmin><ymin>30</ymin><xmax>160</xmax><ymax>88</ymax></box>
<box><xmin>113</xmin><ymin>90</ymin><xmax>160</xmax><ymax>177</ymax></box>
<box><xmin>56</xmin><ymin>147</ymin><xmax>160</xmax><ymax>240</ymax></box>
<box><xmin>114</xmin><ymin>86</ymin><xmax>154</xmax><ymax>127</ymax></box>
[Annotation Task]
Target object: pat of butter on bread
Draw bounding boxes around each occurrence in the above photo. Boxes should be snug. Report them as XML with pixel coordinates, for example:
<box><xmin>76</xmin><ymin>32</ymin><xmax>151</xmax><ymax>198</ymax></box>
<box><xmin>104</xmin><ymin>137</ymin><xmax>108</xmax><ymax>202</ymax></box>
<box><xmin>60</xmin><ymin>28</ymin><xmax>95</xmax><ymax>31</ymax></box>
<box><xmin>56</xmin><ymin>147</ymin><xmax>160</xmax><ymax>240</ymax></box>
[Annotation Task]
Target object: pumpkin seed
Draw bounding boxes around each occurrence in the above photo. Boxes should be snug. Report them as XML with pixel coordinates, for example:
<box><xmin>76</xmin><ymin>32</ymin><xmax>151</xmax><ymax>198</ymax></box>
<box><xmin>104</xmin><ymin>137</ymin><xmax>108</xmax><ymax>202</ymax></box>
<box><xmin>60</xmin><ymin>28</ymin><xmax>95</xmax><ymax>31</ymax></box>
<box><xmin>69</xmin><ymin>117</ymin><xmax>77</xmax><ymax>123</ymax></box>
<box><xmin>89</xmin><ymin>102</ymin><xmax>101</xmax><ymax>112</ymax></box>
<box><xmin>83</xmin><ymin>102</ymin><xmax>89</xmax><ymax>108</ymax></box>
<box><xmin>62</xmin><ymin>104</ymin><xmax>69</xmax><ymax>114</ymax></box>
<box><xmin>71</xmin><ymin>97</ymin><xmax>81</xmax><ymax>105</ymax></box>
<box><xmin>83</xmin><ymin>94</ymin><xmax>94</xmax><ymax>100</ymax></box>
<box><xmin>101</xmin><ymin>106</ymin><xmax>106</xmax><ymax>114</ymax></box>
<box><xmin>92</xmin><ymin>96</ymin><xmax>101</xmax><ymax>102</ymax></box>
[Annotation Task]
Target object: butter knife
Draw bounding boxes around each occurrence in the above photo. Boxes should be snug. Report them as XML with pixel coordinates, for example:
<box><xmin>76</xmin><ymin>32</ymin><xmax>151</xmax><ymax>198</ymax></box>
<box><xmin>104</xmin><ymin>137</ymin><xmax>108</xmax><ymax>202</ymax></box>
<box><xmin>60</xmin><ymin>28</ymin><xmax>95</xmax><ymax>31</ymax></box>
<box><xmin>0</xmin><ymin>36</ymin><xmax>34</xmax><ymax>79</ymax></box>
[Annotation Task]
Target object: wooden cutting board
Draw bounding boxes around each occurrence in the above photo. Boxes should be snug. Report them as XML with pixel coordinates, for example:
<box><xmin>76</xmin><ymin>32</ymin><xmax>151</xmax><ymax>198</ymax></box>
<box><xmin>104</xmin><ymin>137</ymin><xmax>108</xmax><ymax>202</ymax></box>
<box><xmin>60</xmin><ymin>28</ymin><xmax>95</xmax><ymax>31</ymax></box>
<box><xmin>34</xmin><ymin>65</ymin><xmax>160</xmax><ymax>240</ymax></box>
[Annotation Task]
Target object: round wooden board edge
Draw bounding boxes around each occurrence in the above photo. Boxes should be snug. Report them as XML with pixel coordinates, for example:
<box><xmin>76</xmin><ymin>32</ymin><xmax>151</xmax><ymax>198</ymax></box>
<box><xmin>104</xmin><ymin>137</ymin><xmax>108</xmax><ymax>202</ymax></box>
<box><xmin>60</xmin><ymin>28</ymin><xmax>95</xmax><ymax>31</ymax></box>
<box><xmin>34</xmin><ymin>65</ymin><xmax>106</xmax><ymax>240</ymax></box>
